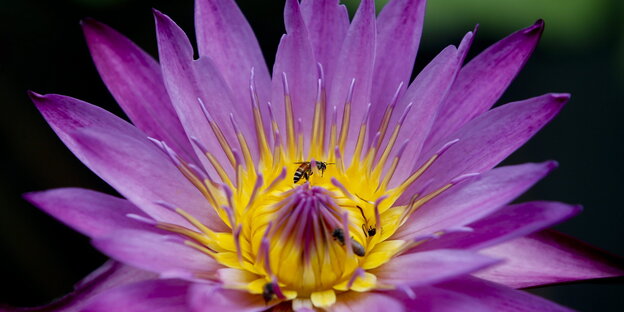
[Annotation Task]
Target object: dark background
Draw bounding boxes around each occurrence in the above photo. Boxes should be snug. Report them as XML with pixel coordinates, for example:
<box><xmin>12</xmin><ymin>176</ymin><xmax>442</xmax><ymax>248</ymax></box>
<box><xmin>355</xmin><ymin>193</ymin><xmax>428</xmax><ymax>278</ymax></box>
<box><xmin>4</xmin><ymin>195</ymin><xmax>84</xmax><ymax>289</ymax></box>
<box><xmin>1</xmin><ymin>0</ymin><xmax>622</xmax><ymax>310</ymax></box>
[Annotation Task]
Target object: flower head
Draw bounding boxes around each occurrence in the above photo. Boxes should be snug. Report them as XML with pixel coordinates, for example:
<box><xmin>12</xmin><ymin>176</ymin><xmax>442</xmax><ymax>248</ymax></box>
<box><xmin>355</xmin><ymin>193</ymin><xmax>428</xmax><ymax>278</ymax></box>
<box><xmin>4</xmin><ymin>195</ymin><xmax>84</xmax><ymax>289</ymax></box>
<box><xmin>24</xmin><ymin>0</ymin><xmax>624</xmax><ymax>311</ymax></box>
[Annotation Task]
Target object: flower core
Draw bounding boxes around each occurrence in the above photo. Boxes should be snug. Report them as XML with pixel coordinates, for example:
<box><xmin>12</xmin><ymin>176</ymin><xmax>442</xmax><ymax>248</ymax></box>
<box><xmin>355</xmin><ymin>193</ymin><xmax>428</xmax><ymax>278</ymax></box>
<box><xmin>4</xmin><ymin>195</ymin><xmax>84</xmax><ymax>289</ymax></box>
<box><xmin>150</xmin><ymin>74</ymin><xmax>459</xmax><ymax>309</ymax></box>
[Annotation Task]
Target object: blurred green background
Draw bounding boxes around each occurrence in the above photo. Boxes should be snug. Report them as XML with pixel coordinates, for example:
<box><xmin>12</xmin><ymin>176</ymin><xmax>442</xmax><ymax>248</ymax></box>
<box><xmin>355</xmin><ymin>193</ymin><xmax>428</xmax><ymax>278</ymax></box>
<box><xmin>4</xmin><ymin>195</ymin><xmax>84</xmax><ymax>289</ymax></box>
<box><xmin>1</xmin><ymin>0</ymin><xmax>623</xmax><ymax>310</ymax></box>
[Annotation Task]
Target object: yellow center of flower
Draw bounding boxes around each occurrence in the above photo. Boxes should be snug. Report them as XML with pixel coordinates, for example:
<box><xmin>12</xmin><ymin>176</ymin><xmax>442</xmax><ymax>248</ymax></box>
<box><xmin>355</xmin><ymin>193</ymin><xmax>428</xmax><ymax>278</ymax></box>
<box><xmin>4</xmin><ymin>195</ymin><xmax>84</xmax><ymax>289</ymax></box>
<box><xmin>154</xmin><ymin>77</ymin><xmax>458</xmax><ymax>309</ymax></box>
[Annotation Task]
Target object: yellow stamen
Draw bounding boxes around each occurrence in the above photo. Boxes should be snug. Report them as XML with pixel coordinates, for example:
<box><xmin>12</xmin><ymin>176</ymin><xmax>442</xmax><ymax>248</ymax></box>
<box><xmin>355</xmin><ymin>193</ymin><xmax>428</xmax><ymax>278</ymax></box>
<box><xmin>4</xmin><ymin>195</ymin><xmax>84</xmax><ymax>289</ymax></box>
<box><xmin>207</xmin><ymin>120</ymin><xmax>236</xmax><ymax>168</ymax></box>
<box><xmin>204</xmin><ymin>152</ymin><xmax>235</xmax><ymax>189</ymax></box>
<box><xmin>338</xmin><ymin>101</ymin><xmax>351</xmax><ymax>153</ymax></box>
<box><xmin>252</xmin><ymin>104</ymin><xmax>271</xmax><ymax>161</ymax></box>
<box><xmin>284</xmin><ymin>92</ymin><xmax>296</xmax><ymax>159</ymax></box>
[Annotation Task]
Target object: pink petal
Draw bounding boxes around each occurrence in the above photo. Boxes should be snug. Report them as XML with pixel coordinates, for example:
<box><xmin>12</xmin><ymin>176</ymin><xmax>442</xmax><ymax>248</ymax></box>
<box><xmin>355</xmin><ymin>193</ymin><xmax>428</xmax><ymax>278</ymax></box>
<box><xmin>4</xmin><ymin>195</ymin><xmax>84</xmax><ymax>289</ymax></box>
<box><xmin>81</xmin><ymin>279</ymin><xmax>191</xmax><ymax>312</ymax></box>
<box><xmin>188</xmin><ymin>284</ymin><xmax>267</xmax><ymax>312</ymax></box>
<box><xmin>30</xmin><ymin>92</ymin><xmax>225</xmax><ymax>231</ymax></box>
<box><xmin>370</xmin><ymin>0</ymin><xmax>426</xmax><ymax>113</ymax></box>
<box><xmin>371</xmin><ymin>250</ymin><xmax>499</xmax><ymax>288</ymax></box>
<box><xmin>409</xmin><ymin>93</ymin><xmax>568</xmax><ymax>197</ymax></box>
<box><xmin>389</xmin><ymin>286</ymin><xmax>493</xmax><ymax>312</ymax></box>
<box><xmin>271</xmin><ymin>0</ymin><xmax>318</xmax><ymax>143</ymax></box>
<box><xmin>24</xmin><ymin>188</ymin><xmax>152</xmax><ymax>238</ymax></box>
<box><xmin>154</xmin><ymin>10</ymin><xmax>255</xmax><ymax>176</ymax></box>
<box><xmin>416</xmin><ymin>201</ymin><xmax>581</xmax><ymax>252</ymax></box>
<box><xmin>8</xmin><ymin>261</ymin><xmax>156</xmax><ymax>312</ymax></box>
<box><xmin>437</xmin><ymin>277</ymin><xmax>573</xmax><ymax>312</ymax></box>
<box><xmin>456</xmin><ymin>27</ymin><xmax>477</xmax><ymax>67</ymax></box>
<box><xmin>326</xmin><ymin>0</ymin><xmax>376</xmax><ymax>158</ymax></box>
<box><xmin>476</xmin><ymin>230</ymin><xmax>624</xmax><ymax>288</ymax></box>
<box><xmin>300</xmin><ymin>0</ymin><xmax>349</xmax><ymax>88</ymax></box>
<box><xmin>395</xmin><ymin>162</ymin><xmax>557</xmax><ymax>239</ymax></box>
<box><xmin>93</xmin><ymin>229</ymin><xmax>221</xmax><ymax>279</ymax></box>
<box><xmin>385</xmin><ymin>45</ymin><xmax>460</xmax><ymax>185</ymax></box>
<box><xmin>81</xmin><ymin>18</ymin><xmax>197</xmax><ymax>164</ymax></box>
<box><xmin>194</xmin><ymin>0</ymin><xmax>272</xmax><ymax>120</ymax></box>
<box><xmin>425</xmin><ymin>20</ymin><xmax>545</xmax><ymax>151</ymax></box>
<box><xmin>332</xmin><ymin>291</ymin><xmax>405</xmax><ymax>312</ymax></box>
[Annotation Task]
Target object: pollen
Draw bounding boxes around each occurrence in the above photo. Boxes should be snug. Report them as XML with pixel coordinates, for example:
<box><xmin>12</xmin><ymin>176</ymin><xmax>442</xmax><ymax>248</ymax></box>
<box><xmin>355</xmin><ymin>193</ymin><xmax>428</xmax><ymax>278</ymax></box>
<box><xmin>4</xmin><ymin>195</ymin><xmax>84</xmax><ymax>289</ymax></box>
<box><xmin>149</xmin><ymin>70</ymin><xmax>462</xmax><ymax>309</ymax></box>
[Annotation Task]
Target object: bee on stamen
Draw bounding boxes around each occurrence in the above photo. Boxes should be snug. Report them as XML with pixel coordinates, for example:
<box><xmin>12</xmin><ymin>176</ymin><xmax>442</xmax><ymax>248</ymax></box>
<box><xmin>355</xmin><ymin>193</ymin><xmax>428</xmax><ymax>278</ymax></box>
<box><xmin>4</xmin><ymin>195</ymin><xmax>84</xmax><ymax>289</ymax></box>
<box><xmin>293</xmin><ymin>161</ymin><xmax>334</xmax><ymax>183</ymax></box>
<box><xmin>357</xmin><ymin>205</ymin><xmax>376</xmax><ymax>237</ymax></box>
<box><xmin>332</xmin><ymin>228</ymin><xmax>345</xmax><ymax>245</ymax></box>
<box><xmin>262</xmin><ymin>282</ymin><xmax>275</xmax><ymax>304</ymax></box>
<box><xmin>332</xmin><ymin>228</ymin><xmax>366</xmax><ymax>257</ymax></box>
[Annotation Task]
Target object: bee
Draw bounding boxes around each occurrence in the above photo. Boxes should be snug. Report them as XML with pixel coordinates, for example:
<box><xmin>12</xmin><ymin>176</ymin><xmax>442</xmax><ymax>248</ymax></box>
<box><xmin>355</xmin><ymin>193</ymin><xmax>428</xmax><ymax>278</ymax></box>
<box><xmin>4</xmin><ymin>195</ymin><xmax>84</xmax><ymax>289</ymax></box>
<box><xmin>332</xmin><ymin>228</ymin><xmax>345</xmax><ymax>244</ymax></box>
<box><xmin>357</xmin><ymin>205</ymin><xmax>376</xmax><ymax>238</ymax></box>
<box><xmin>332</xmin><ymin>228</ymin><xmax>366</xmax><ymax>257</ymax></box>
<box><xmin>363</xmin><ymin>225</ymin><xmax>376</xmax><ymax>237</ymax></box>
<box><xmin>262</xmin><ymin>282</ymin><xmax>275</xmax><ymax>303</ymax></box>
<box><xmin>293</xmin><ymin>161</ymin><xmax>333</xmax><ymax>183</ymax></box>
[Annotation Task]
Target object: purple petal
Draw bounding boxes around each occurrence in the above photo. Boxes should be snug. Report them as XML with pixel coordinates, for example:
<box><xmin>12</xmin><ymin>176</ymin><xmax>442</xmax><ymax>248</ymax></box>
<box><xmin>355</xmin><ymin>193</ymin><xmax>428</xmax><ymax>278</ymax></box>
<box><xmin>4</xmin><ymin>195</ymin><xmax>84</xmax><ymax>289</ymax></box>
<box><xmin>416</xmin><ymin>201</ymin><xmax>581</xmax><ymax>252</ymax></box>
<box><xmin>476</xmin><ymin>230</ymin><xmax>624</xmax><ymax>288</ymax></box>
<box><xmin>332</xmin><ymin>291</ymin><xmax>405</xmax><ymax>312</ymax></box>
<box><xmin>370</xmin><ymin>0</ymin><xmax>426</xmax><ymax>112</ymax></box>
<box><xmin>7</xmin><ymin>261</ymin><xmax>156</xmax><ymax>312</ymax></box>
<box><xmin>300</xmin><ymin>0</ymin><xmax>349</xmax><ymax>88</ymax></box>
<box><xmin>371</xmin><ymin>250</ymin><xmax>499</xmax><ymax>288</ymax></box>
<box><xmin>24</xmin><ymin>188</ymin><xmax>153</xmax><ymax>238</ymax></box>
<box><xmin>81</xmin><ymin>279</ymin><xmax>191</xmax><ymax>312</ymax></box>
<box><xmin>30</xmin><ymin>93</ymin><xmax>226</xmax><ymax>231</ymax></box>
<box><xmin>408</xmin><ymin>93</ymin><xmax>568</xmax><ymax>197</ymax></box>
<box><xmin>425</xmin><ymin>20</ymin><xmax>545</xmax><ymax>150</ymax></box>
<box><xmin>195</xmin><ymin>0</ymin><xmax>272</xmax><ymax>119</ymax></box>
<box><xmin>395</xmin><ymin>162</ymin><xmax>557</xmax><ymax>239</ymax></box>
<box><xmin>436</xmin><ymin>277</ymin><xmax>573</xmax><ymax>312</ymax></box>
<box><xmin>93</xmin><ymin>229</ymin><xmax>221</xmax><ymax>279</ymax></box>
<box><xmin>389</xmin><ymin>285</ymin><xmax>494</xmax><ymax>312</ymax></box>
<box><xmin>456</xmin><ymin>26</ymin><xmax>477</xmax><ymax>67</ymax></box>
<box><xmin>384</xmin><ymin>45</ymin><xmax>460</xmax><ymax>185</ymax></box>
<box><xmin>155</xmin><ymin>10</ymin><xmax>255</xmax><ymax>175</ymax></box>
<box><xmin>326</xmin><ymin>0</ymin><xmax>376</xmax><ymax>157</ymax></box>
<box><xmin>270</xmin><ymin>0</ymin><xmax>318</xmax><ymax>142</ymax></box>
<box><xmin>188</xmin><ymin>284</ymin><xmax>267</xmax><ymax>312</ymax></box>
<box><xmin>81</xmin><ymin>18</ymin><xmax>198</xmax><ymax>164</ymax></box>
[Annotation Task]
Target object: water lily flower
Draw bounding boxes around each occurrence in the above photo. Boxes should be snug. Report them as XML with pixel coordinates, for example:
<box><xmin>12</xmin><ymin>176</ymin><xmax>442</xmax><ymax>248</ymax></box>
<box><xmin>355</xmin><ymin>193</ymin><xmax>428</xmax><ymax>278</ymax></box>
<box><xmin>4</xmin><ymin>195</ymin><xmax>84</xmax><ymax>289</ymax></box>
<box><xmin>23</xmin><ymin>0</ymin><xmax>623</xmax><ymax>311</ymax></box>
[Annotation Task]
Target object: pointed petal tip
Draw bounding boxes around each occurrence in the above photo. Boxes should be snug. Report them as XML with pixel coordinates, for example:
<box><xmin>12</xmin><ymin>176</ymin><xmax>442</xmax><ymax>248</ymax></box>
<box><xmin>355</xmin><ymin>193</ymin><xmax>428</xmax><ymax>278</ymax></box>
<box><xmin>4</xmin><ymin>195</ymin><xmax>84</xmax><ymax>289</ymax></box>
<box><xmin>535</xmin><ymin>18</ymin><xmax>546</xmax><ymax>27</ymax></box>
<box><xmin>284</xmin><ymin>0</ymin><xmax>300</xmax><ymax>11</ymax></box>
<box><xmin>523</xmin><ymin>19</ymin><xmax>545</xmax><ymax>35</ymax></box>
<box><xmin>460</xmin><ymin>25</ymin><xmax>478</xmax><ymax>42</ymax></box>
<box><xmin>80</xmin><ymin>17</ymin><xmax>99</xmax><ymax>28</ymax></box>
<box><xmin>572</xmin><ymin>204</ymin><xmax>584</xmax><ymax>214</ymax></box>
<box><xmin>27</xmin><ymin>90</ymin><xmax>44</xmax><ymax>100</ymax></box>
<box><xmin>27</xmin><ymin>91</ymin><xmax>53</xmax><ymax>109</ymax></box>
<box><xmin>21</xmin><ymin>190</ymin><xmax>41</xmax><ymax>203</ymax></box>
<box><xmin>545</xmin><ymin>160</ymin><xmax>559</xmax><ymax>171</ymax></box>
<box><xmin>81</xmin><ymin>18</ymin><xmax>116</xmax><ymax>40</ymax></box>
<box><xmin>354</xmin><ymin>0</ymin><xmax>375</xmax><ymax>16</ymax></box>
<box><xmin>152</xmin><ymin>8</ymin><xmax>169</xmax><ymax>22</ymax></box>
<box><xmin>80</xmin><ymin>18</ymin><xmax>115</xmax><ymax>36</ymax></box>
<box><xmin>548</xmin><ymin>93</ymin><xmax>571</xmax><ymax>110</ymax></box>
<box><xmin>551</xmin><ymin>93</ymin><xmax>571</xmax><ymax>102</ymax></box>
